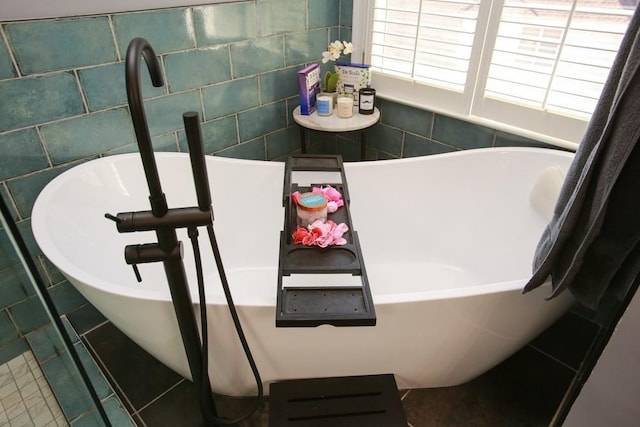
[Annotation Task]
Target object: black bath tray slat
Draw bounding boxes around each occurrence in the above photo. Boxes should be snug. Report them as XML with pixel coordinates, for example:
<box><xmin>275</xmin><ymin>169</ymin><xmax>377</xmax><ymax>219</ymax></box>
<box><xmin>276</xmin><ymin>154</ymin><xmax>376</xmax><ymax>327</ymax></box>
<box><xmin>279</xmin><ymin>287</ymin><xmax>375</xmax><ymax>327</ymax></box>
<box><xmin>269</xmin><ymin>374</ymin><xmax>407</xmax><ymax>426</ymax></box>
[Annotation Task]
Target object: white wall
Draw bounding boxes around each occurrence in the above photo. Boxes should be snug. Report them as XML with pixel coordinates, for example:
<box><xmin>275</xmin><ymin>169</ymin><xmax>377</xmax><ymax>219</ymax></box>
<box><xmin>564</xmin><ymin>290</ymin><xmax>640</xmax><ymax>426</ymax></box>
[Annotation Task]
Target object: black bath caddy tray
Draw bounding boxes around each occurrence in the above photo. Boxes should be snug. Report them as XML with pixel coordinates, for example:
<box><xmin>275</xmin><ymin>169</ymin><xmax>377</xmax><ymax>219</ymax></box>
<box><xmin>276</xmin><ymin>154</ymin><xmax>376</xmax><ymax>327</ymax></box>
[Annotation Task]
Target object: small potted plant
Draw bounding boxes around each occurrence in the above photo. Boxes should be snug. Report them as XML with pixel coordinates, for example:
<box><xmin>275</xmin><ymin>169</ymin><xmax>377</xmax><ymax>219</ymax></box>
<box><xmin>320</xmin><ymin>40</ymin><xmax>354</xmax><ymax>101</ymax></box>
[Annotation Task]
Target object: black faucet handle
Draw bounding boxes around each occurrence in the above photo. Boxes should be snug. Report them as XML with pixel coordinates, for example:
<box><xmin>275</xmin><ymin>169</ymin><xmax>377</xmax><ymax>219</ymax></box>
<box><xmin>131</xmin><ymin>264</ymin><xmax>142</xmax><ymax>283</ymax></box>
<box><xmin>104</xmin><ymin>213</ymin><xmax>121</xmax><ymax>223</ymax></box>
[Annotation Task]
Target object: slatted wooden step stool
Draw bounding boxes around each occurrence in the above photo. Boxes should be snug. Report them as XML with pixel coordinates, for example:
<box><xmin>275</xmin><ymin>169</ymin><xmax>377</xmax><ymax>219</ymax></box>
<box><xmin>269</xmin><ymin>374</ymin><xmax>407</xmax><ymax>426</ymax></box>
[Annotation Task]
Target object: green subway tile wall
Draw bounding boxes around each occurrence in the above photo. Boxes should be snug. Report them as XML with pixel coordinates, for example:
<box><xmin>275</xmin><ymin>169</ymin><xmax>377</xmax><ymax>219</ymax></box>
<box><xmin>0</xmin><ymin>0</ymin><xmax>559</xmax><ymax>376</ymax></box>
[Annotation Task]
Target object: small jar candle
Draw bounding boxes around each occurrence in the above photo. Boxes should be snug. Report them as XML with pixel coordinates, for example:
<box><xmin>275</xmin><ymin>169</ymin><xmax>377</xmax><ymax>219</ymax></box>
<box><xmin>337</xmin><ymin>95</ymin><xmax>354</xmax><ymax>118</ymax></box>
<box><xmin>358</xmin><ymin>88</ymin><xmax>376</xmax><ymax>115</ymax></box>
<box><xmin>317</xmin><ymin>94</ymin><xmax>333</xmax><ymax>116</ymax></box>
<box><xmin>296</xmin><ymin>192</ymin><xmax>328</xmax><ymax>226</ymax></box>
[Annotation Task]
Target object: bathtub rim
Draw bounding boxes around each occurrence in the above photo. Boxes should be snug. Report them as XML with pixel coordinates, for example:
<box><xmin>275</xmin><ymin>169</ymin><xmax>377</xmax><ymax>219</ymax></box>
<box><xmin>31</xmin><ymin>147</ymin><xmax>572</xmax><ymax>307</ymax></box>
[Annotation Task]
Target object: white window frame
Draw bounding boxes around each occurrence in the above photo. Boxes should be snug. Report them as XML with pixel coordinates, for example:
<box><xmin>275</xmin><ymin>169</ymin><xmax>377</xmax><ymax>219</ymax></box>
<box><xmin>352</xmin><ymin>0</ymin><xmax>619</xmax><ymax>150</ymax></box>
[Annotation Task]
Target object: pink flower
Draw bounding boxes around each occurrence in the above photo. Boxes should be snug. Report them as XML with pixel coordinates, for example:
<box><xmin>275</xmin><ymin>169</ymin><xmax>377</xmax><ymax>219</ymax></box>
<box><xmin>322</xmin><ymin>185</ymin><xmax>343</xmax><ymax>202</ymax></box>
<box><xmin>291</xmin><ymin>220</ymin><xmax>349</xmax><ymax>247</ymax></box>
<box><xmin>292</xmin><ymin>227</ymin><xmax>308</xmax><ymax>244</ymax></box>
<box><xmin>291</xmin><ymin>191</ymin><xmax>301</xmax><ymax>204</ymax></box>
<box><xmin>310</xmin><ymin>185</ymin><xmax>344</xmax><ymax>213</ymax></box>
<box><xmin>290</xmin><ymin>186</ymin><xmax>348</xmax><ymax>246</ymax></box>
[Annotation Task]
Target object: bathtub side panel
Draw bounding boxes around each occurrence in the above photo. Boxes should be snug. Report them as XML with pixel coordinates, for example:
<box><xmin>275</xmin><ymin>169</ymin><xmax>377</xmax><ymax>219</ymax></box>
<box><xmin>204</xmin><ymin>284</ymin><xmax>574</xmax><ymax>395</ymax></box>
<box><xmin>67</xmin><ymin>276</ymin><xmax>192</xmax><ymax>380</ymax></box>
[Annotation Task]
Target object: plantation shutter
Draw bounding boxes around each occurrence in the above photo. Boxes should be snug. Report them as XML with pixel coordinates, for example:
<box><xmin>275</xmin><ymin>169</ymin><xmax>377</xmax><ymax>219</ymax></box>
<box><xmin>364</xmin><ymin>0</ymin><xmax>636</xmax><ymax>144</ymax></box>
<box><xmin>370</xmin><ymin>0</ymin><xmax>481</xmax><ymax>91</ymax></box>
<box><xmin>485</xmin><ymin>0</ymin><xmax>634</xmax><ymax>119</ymax></box>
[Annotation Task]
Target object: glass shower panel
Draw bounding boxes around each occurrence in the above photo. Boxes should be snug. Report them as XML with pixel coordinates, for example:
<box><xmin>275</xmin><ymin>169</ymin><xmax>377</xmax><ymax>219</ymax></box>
<box><xmin>0</xmin><ymin>195</ymin><xmax>112</xmax><ymax>426</ymax></box>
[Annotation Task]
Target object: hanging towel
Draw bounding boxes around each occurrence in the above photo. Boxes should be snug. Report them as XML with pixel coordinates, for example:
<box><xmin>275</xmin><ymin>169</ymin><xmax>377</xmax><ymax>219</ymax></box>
<box><xmin>523</xmin><ymin>5</ymin><xmax>640</xmax><ymax>310</ymax></box>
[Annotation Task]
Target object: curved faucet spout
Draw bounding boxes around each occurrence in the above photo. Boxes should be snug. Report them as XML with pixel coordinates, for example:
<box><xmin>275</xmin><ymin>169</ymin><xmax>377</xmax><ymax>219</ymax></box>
<box><xmin>125</xmin><ymin>37</ymin><xmax>167</xmax><ymax>217</ymax></box>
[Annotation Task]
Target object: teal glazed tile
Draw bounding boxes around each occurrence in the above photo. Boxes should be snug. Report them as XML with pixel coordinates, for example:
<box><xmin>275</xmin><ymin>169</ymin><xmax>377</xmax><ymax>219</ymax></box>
<box><xmin>61</xmin><ymin>316</ymin><xmax>79</xmax><ymax>344</ymax></box>
<box><xmin>49</xmin><ymin>281</ymin><xmax>87</xmax><ymax>316</ymax></box>
<box><xmin>75</xmin><ymin>343</ymin><xmax>112</xmax><ymax>400</ymax></box>
<box><xmin>6</xmin><ymin>18</ymin><xmax>116</xmax><ymax>75</ymax></box>
<box><xmin>42</xmin><ymin>108</ymin><xmax>134</xmax><ymax>165</ymax></box>
<box><xmin>366</xmin><ymin>123</ymin><xmax>403</xmax><ymax>156</ymax></box>
<box><xmin>0</xmin><ymin>264</ymin><xmax>32</xmax><ymax>308</ymax></box>
<box><xmin>41</xmin><ymin>256</ymin><xmax>66</xmax><ymax>285</ymax></box>
<box><xmin>8</xmin><ymin>162</ymin><xmax>77</xmax><ymax>219</ymax></box>
<box><xmin>260</xmin><ymin>66</ymin><xmax>299</xmax><ymax>103</ymax></box>
<box><xmin>202</xmin><ymin>76</ymin><xmax>259</xmax><ymax>119</ymax></box>
<box><xmin>217</xmin><ymin>137</ymin><xmax>266</xmax><ymax>160</ymax></box>
<box><xmin>266</xmin><ymin>126</ymin><xmax>300</xmax><ymax>160</ymax></box>
<box><xmin>103</xmin><ymin>395</ymin><xmax>137</xmax><ymax>427</ymax></box>
<box><xmin>42</xmin><ymin>353</ymin><xmax>96</xmax><ymax>421</ymax></box>
<box><xmin>381</xmin><ymin>101</ymin><xmax>432</xmax><ymax>137</ymax></box>
<box><xmin>0</xmin><ymin>338</ymin><xmax>28</xmax><ymax>366</ymax></box>
<box><xmin>0</xmin><ymin>228</ymin><xmax>20</xmax><ymax>269</ymax></box>
<box><xmin>0</xmin><ymin>38</ymin><xmax>16</xmax><ymax>79</ymax></box>
<box><xmin>376</xmin><ymin>150</ymin><xmax>399</xmax><ymax>160</ymax></box>
<box><xmin>0</xmin><ymin>128</ymin><xmax>48</xmax><ymax>180</ymax></box>
<box><xmin>145</xmin><ymin>90</ymin><xmax>202</xmax><ymax>136</ymax></box>
<box><xmin>433</xmin><ymin>114</ymin><xmax>495</xmax><ymax>150</ymax></box>
<box><xmin>330</xmin><ymin>27</ymin><xmax>340</xmax><ymax>44</ymax></box>
<box><xmin>26</xmin><ymin>324</ymin><xmax>64</xmax><ymax>362</ymax></box>
<box><xmin>0</xmin><ymin>187</ymin><xmax>19</xmax><ymax>222</ymax></box>
<box><xmin>336</xmin><ymin>138</ymin><xmax>361</xmax><ymax>162</ymax></box>
<box><xmin>113</xmin><ymin>9</ymin><xmax>195</xmax><ymax>56</ymax></box>
<box><xmin>178</xmin><ymin>116</ymin><xmax>238</xmax><ymax>154</ymax></box>
<box><xmin>258</xmin><ymin>0</ymin><xmax>306</xmax><ymax>36</ymax></box>
<box><xmin>286</xmin><ymin>95</ymin><xmax>300</xmax><ymax>126</ymax></box>
<box><xmin>285</xmin><ymin>29</ymin><xmax>328</xmax><ymax>66</ymax></box>
<box><xmin>17</xmin><ymin>220</ymin><xmax>40</xmax><ymax>258</ymax></box>
<box><xmin>403</xmin><ymin>134</ymin><xmax>455</xmax><ymax>158</ymax></box>
<box><xmin>494</xmin><ymin>130</ymin><xmax>553</xmax><ymax>149</ymax></box>
<box><xmin>307</xmin><ymin>132</ymin><xmax>338</xmax><ymax>154</ymax></box>
<box><xmin>0</xmin><ymin>72</ymin><xmax>84</xmax><ymax>132</ymax></box>
<box><xmin>165</xmin><ymin>47</ymin><xmax>231</xmax><ymax>93</ymax></box>
<box><xmin>8</xmin><ymin>296</ymin><xmax>49</xmax><ymax>334</ymax></box>
<box><xmin>339</xmin><ymin>28</ymin><xmax>353</xmax><ymax>47</ymax></box>
<box><xmin>79</xmin><ymin>62</ymin><xmax>166</xmax><ymax>111</ymax></box>
<box><xmin>193</xmin><ymin>3</ymin><xmax>258</xmax><ymax>46</ymax></box>
<box><xmin>237</xmin><ymin>101</ymin><xmax>287</xmax><ymax>142</ymax></box>
<box><xmin>152</xmin><ymin>134</ymin><xmax>179</xmax><ymax>152</ymax></box>
<box><xmin>0</xmin><ymin>310</ymin><xmax>19</xmax><ymax>346</ymax></box>
<box><xmin>309</xmin><ymin>0</ymin><xmax>341</xmax><ymax>29</ymax></box>
<box><xmin>341</xmin><ymin>0</ymin><xmax>354</xmax><ymax>26</ymax></box>
<box><xmin>231</xmin><ymin>37</ymin><xmax>285</xmax><ymax>78</ymax></box>
<box><xmin>103</xmin><ymin>143</ymin><xmax>139</xmax><ymax>156</ymax></box>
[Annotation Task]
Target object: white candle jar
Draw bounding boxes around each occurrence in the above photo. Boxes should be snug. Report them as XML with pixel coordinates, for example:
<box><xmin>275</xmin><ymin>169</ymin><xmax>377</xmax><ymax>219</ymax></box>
<box><xmin>337</xmin><ymin>95</ymin><xmax>354</xmax><ymax>118</ymax></box>
<box><xmin>296</xmin><ymin>192</ymin><xmax>328</xmax><ymax>227</ymax></box>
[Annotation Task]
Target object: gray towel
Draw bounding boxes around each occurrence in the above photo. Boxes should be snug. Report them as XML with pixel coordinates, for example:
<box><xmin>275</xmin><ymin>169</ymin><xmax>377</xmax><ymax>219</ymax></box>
<box><xmin>523</xmin><ymin>5</ymin><xmax>640</xmax><ymax>310</ymax></box>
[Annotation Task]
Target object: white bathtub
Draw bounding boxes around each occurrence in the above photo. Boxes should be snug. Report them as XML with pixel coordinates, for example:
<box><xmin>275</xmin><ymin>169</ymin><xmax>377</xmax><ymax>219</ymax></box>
<box><xmin>32</xmin><ymin>147</ymin><xmax>575</xmax><ymax>396</ymax></box>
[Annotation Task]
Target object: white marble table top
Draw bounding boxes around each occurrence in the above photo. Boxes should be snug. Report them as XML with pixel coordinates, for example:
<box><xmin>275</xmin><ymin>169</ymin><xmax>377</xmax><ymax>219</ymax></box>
<box><xmin>293</xmin><ymin>105</ymin><xmax>380</xmax><ymax>132</ymax></box>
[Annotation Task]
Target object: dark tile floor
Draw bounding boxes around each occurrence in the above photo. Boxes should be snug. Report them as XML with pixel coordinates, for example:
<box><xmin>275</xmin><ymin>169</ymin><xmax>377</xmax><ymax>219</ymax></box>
<box><xmin>67</xmin><ymin>305</ymin><xmax>598</xmax><ymax>427</ymax></box>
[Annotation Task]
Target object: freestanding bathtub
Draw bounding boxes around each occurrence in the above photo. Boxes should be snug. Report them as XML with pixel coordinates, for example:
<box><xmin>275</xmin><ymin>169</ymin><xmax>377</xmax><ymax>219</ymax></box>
<box><xmin>32</xmin><ymin>147</ymin><xmax>575</xmax><ymax>396</ymax></box>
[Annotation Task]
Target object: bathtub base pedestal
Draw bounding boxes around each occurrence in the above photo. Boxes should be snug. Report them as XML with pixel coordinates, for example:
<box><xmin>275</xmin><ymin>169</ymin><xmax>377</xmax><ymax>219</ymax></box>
<box><xmin>269</xmin><ymin>374</ymin><xmax>407</xmax><ymax>426</ymax></box>
<box><xmin>277</xmin><ymin>155</ymin><xmax>376</xmax><ymax>327</ymax></box>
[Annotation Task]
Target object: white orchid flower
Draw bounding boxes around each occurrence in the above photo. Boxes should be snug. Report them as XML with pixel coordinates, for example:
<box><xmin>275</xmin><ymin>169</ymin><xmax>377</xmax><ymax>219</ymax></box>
<box><xmin>321</xmin><ymin>41</ymin><xmax>354</xmax><ymax>63</ymax></box>
<box><xmin>321</xmin><ymin>50</ymin><xmax>334</xmax><ymax>63</ymax></box>
<box><xmin>342</xmin><ymin>42</ymin><xmax>354</xmax><ymax>55</ymax></box>
<box><xmin>329</xmin><ymin>40</ymin><xmax>344</xmax><ymax>53</ymax></box>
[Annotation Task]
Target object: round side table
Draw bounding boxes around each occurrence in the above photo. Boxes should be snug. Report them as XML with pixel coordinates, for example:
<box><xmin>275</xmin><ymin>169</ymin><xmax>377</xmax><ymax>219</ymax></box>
<box><xmin>293</xmin><ymin>105</ymin><xmax>380</xmax><ymax>160</ymax></box>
